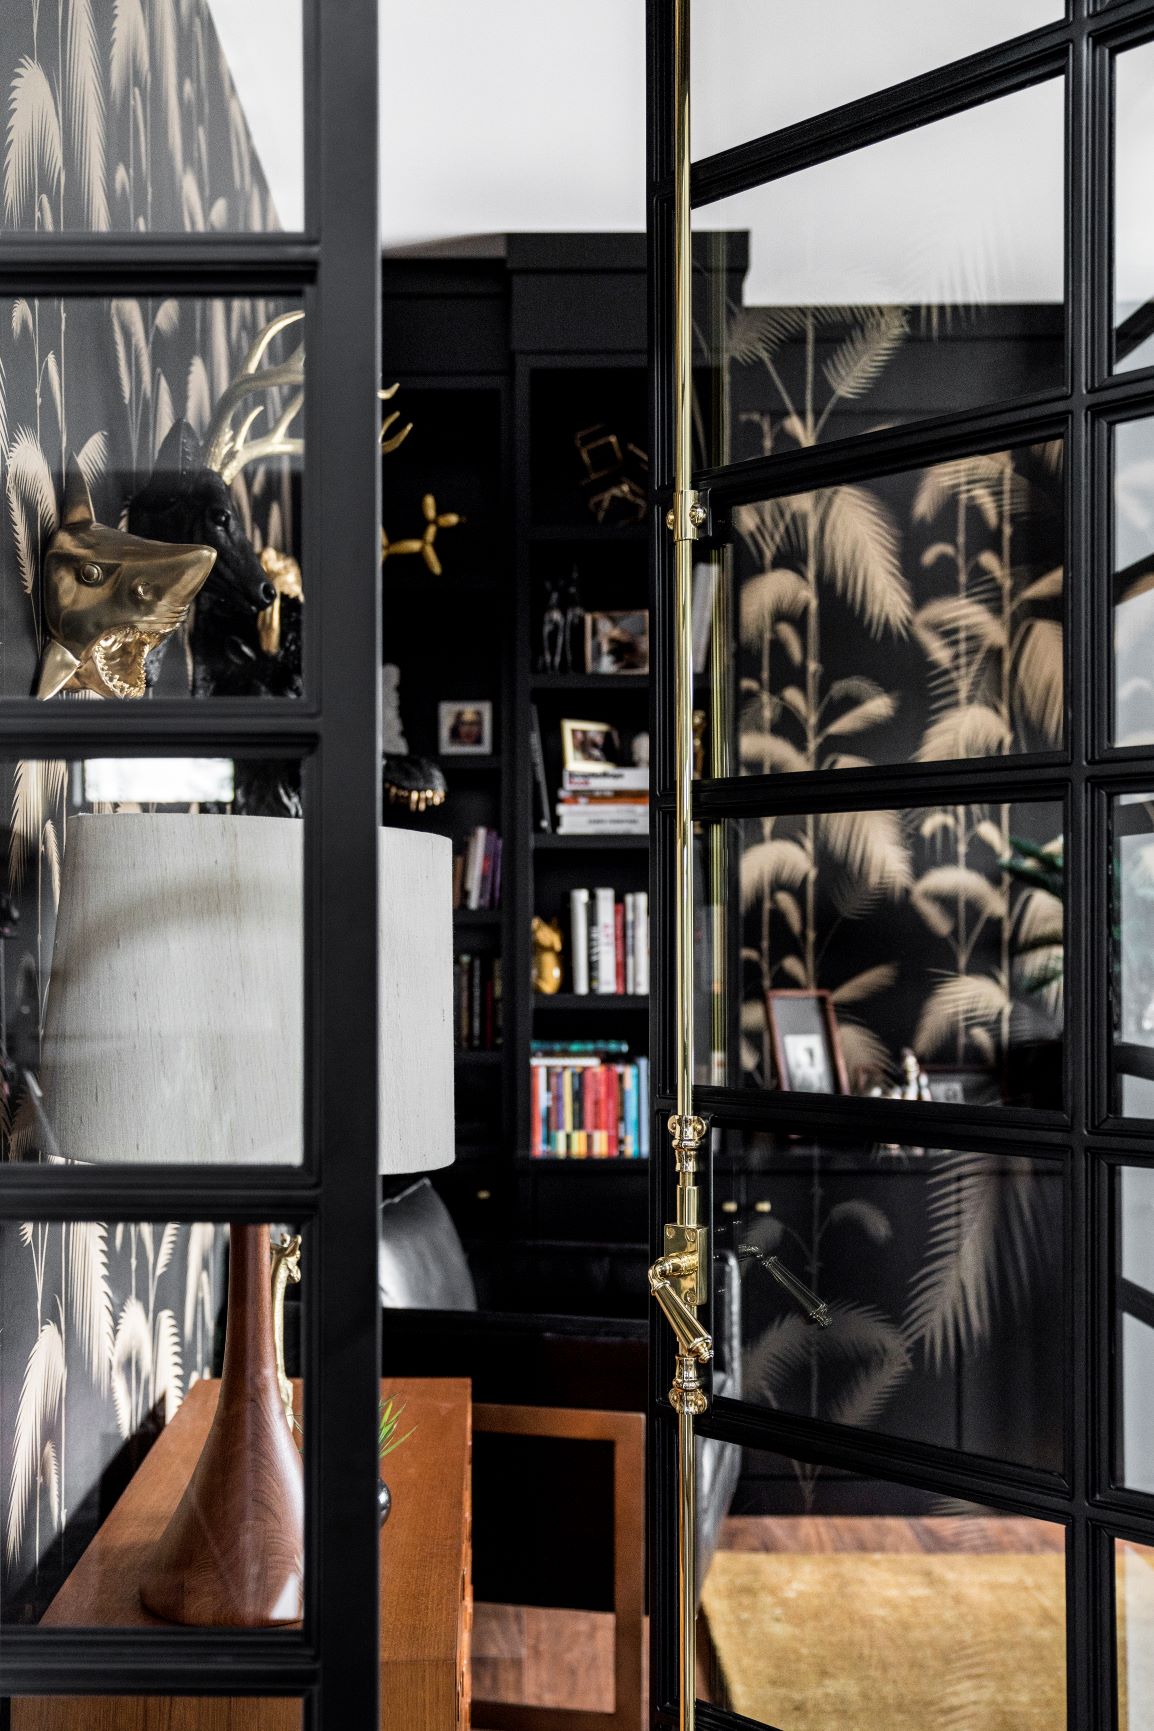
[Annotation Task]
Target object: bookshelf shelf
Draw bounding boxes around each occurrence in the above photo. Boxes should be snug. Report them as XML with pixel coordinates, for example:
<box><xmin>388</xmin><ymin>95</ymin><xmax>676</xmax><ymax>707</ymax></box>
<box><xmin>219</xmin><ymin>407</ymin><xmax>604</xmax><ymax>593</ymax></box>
<box><xmin>529</xmin><ymin>674</ymin><xmax>650</xmax><ymax>692</ymax></box>
<box><xmin>533</xmin><ymin>994</ymin><xmax>649</xmax><ymax>1012</ymax></box>
<box><xmin>455</xmin><ymin>1049</ymin><xmax>504</xmax><ymax>1065</ymax></box>
<box><xmin>453</xmin><ymin>909</ymin><xmax>503</xmax><ymax>926</ymax></box>
<box><xmin>438</xmin><ymin>754</ymin><xmax>503</xmax><ymax>772</ymax></box>
<box><xmin>528</xmin><ymin>523</ymin><xmax>647</xmax><ymax>544</ymax></box>
<box><xmin>532</xmin><ymin>833</ymin><xmax>649</xmax><ymax>851</ymax></box>
<box><xmin>517</xmin><ymin>1156</ymin><xmax>650</xmax><ymax>1171</ymax></box>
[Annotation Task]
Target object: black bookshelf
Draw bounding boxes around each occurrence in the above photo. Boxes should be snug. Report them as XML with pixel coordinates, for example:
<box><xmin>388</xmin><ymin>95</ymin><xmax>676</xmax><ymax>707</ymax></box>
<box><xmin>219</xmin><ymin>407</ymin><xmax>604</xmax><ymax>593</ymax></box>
<box><xmin>382</xmin><ymin>237</ymin><xmax>651</xmax><ymax>1321</ymax></box>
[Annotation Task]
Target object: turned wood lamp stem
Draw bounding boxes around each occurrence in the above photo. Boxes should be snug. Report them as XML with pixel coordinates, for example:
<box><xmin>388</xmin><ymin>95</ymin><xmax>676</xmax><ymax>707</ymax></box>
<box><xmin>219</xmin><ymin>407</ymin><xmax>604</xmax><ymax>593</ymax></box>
<box><xmin>138</xmin><ymin>1225</ymin><xmax>304</xmax><ymax>1626</ymax></box>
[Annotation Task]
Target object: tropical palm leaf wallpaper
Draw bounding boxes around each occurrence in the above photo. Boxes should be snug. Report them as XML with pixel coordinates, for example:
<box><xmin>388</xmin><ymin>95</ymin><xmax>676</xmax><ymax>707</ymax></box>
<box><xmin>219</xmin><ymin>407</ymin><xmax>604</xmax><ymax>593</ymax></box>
<box><xmin>0</xmin><ymin>0</ymin><xmax>285</xmax><ymax>1622</ymax></box>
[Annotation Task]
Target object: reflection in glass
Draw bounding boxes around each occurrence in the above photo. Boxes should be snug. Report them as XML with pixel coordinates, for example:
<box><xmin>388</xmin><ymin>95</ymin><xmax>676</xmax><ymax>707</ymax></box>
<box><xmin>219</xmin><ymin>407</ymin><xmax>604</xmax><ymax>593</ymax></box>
<box><xmin>697</xmin><ymin>1442</ymin><xmax>1066</xmax><ymax>1728</ymax></box>
<box><xmin>9</xmin><ymin>1700</ymin><xmax>303</xmax><ymax>1728</ymax></box>
<box><xmin>702</xmin><ymin>800</ymin><xmax>1064</xmax><ymax>1106</ymax></box>
<box><xmin>1117</xmin><ymin>1167</ymin><xmax>1154</xmax><ymax>1493</ymax></box>
<box><xmin>0</xmin><ymin>757</ymin><xmax>303</xmax><ymax>1168</ymax></box>
<box><xmin>1111</xmin><ymin>798</ymin><xmax>1154</xmax><ymax>1117</ymax></box>
<box><xmin>691</xmin><ymin>2</ymin><xmax>1062</xmax><ymax>160</ymax></box>
<box><xmin>1</xmin><ymin>295</ymin><xmax>303</xmax><ymax>701</ymax></box>
<box><xmin>0</xmin><ymin>0</ymin><xmax>303</xmax><ymax>232</ymax></box>
<box><xmin>694</xmin><ymin>83</ymin><xmax>1064</xmax><ymax>468</ymax></box>
<box><xmin>1114</xmin><ymin>420</ymin><xmax>1154</xmax><ymax>744</ymax></box>
<box><xmin>1115</xmin><ymin>43</ymin><xmax>1154</xmax><ymax>373</ymax></box>
<box><xmin>1117</xmin><ymin>1540</ymin><xmax>1154</xmax><ymax>1731</ymax></box>
<box><xmin>704</xmin><ymin>443</ymin><xmax>1063</xmax><ymax>777</ymax></box>
<box><xmin>712</xmin><ymin>1132</ymin><xmax>1063</xmax><ymax>1469</ymax></box>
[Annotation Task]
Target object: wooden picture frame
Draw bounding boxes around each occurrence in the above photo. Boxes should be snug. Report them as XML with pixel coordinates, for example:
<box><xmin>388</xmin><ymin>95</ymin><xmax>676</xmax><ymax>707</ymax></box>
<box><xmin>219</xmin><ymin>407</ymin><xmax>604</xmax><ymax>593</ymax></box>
<box><xmin>560</xmin><ymin>717</ymin><xmax>620</xmax><ymax>770</ymax></box>
<box><xmin>764</xmin><ymin>989</ymin><xmax>849</xmax><ymax>1096</ymax></box>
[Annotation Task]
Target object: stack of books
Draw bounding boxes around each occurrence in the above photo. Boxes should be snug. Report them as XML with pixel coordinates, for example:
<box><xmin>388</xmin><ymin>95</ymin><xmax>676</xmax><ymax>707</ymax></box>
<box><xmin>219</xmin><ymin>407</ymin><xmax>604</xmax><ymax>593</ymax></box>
<box><xmin>454</xmin><ymin>953</ymin><xmax>503</xmax><ymax>1049</ymax></box>
<box><xmin>530</xmin><ymin>1041</ymin><xmax>650</xmax><ymax>1159</ymax></box>
<box><xmin>452</xmin><ymin>826</ymin><xmax>503</xmax><ymax>910</ymax></box>
<box><xmin>568</xmin><ymin>887</ymin><xmax>649</xmax><ymax>995</ymax></box>
<box><xmin>555</xmin><ymin>765</ymin><xmax>649</xmax><ymax>836</ymax></box>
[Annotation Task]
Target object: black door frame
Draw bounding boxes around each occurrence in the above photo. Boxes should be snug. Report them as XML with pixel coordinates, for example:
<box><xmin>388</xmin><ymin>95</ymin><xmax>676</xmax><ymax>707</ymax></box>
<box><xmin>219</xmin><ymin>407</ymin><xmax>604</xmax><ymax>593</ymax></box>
<box><xmin>648</xmin><ymin>3</ymin><xmax>1154</xmax><ymax>1728</ymax></box>
<box><xmin>0</xmin><ymin>2</ymin><xmax>383</xmax><ymax>1725</ymax></box>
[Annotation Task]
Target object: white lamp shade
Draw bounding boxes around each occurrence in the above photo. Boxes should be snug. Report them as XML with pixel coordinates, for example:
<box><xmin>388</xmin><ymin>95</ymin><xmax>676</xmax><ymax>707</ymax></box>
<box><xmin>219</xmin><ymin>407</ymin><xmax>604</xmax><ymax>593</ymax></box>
<box><xmin>40</xmin><ymin>814</ymin><xmax>454</xmax><ymax>1173</ymax></box>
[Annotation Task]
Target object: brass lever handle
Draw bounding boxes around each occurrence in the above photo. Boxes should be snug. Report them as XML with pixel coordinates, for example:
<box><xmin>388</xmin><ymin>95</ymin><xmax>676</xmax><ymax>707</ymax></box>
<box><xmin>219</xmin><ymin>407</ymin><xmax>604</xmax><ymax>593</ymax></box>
<box><xmin>271</xmin><ymin>1231</ymin><xmax>303</xmax><ymax>1432</ymax></box>
<box><xmin>649</xmin><ymin>1250</ymin><xmax>713</xmax><ymax>1363</ymax></box>
<box><xmin>738</xmin><ymin>1243</ymin><xmax>831</xmax><ymax>1328</ymax></box>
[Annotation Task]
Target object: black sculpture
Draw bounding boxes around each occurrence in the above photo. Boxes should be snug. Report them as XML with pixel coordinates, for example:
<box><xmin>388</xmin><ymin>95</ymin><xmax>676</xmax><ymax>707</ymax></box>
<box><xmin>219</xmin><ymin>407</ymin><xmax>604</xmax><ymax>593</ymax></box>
<box><xmin>127</xmin><ymin>419</ymin><xmax>284</xmax><ymax>695</ymax></box>
<box><xmin>538</xmin><ymin>566</ymin><xmax>584</xmax><ymax>674</ymax></box>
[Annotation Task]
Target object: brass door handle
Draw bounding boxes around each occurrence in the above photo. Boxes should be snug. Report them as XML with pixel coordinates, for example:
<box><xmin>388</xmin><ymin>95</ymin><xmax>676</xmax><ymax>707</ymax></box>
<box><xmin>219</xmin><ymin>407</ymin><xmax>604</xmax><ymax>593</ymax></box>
<box><xmin>738</xmin><ymin>1243</ymin><xmax>831</xmax><ymax>1328</ymax></box>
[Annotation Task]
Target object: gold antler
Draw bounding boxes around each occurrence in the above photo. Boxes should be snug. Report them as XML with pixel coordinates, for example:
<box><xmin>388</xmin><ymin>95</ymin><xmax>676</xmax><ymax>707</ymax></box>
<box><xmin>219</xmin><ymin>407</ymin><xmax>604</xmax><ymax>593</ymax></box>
<box><xmin>202</xmin><ymin>310</ymin><xmax>306</xmax><ymax>485</ymax></box>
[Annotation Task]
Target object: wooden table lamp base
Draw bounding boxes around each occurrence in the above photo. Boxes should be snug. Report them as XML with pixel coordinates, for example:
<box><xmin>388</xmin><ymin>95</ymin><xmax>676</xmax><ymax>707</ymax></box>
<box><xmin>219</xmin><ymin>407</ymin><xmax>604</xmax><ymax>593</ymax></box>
<box><xmin>138</xmin><ymin>1224</ymin><xmax>304</xmax><ymax>1626</ymax></box>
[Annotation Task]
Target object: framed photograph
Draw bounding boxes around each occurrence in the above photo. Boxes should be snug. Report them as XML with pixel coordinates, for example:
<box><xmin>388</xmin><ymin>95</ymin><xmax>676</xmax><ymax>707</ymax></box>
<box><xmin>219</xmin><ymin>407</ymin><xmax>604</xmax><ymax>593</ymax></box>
<box><xmin>561</xmin><ymin>718</ymin><xmax>620</xmax><ymax>770</ymax></box>
<box><xmin>765</xmin><ymin>990</ymin><xmax>849</xmax><ymax>1096</ymax></box>
<box><xmin>584</xmin><ymin>609</ymin><xmax>650</xmax><ymax>675</ymax></box>
<box><xmin>438</xmin><ymin>700</ymin><xmax>493</xmax><ymax>756</ymax></box>
<box><xmin>924</xmin><ymin>1065</ymin><xmax>1000</xmax><ymax>1107</ymax></box>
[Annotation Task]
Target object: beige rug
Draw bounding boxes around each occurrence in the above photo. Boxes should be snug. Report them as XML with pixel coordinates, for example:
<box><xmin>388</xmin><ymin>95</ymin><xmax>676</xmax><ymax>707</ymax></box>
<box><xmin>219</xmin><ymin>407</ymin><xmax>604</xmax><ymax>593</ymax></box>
<box><xmin>702</xmin><ymin>1551</ymin><xmax>1068</xmax><ymax>1731</ymax></box>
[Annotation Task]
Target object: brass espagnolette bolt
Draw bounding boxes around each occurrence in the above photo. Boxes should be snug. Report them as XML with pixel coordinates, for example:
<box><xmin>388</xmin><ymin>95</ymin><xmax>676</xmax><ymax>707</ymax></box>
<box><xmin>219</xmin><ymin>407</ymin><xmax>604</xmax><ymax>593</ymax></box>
<box><xmin>649</xmin><ymin>1245</ymin><xmax>713</xmax><ymax>1365</ymax></box>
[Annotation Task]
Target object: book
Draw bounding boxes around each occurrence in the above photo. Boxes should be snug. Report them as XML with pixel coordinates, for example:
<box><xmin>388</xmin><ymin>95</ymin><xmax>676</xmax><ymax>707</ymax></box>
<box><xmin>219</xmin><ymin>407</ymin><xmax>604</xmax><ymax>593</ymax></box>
<box><xmin>453</xmin><ymin>827</ymin><xmax>503</xmax><ymax>910</ymax></box>
<box><xmin>594</xmin><ymin>888</ymin><xmax>616</xmax><ymax>995</ymax></box>
<box><xmin>570</xmin><ymin>888</ymin><xmax>590</xmax><ymax>995</ymax></box>
<box><xmin>529</xmin><ymin>704</ymin><xmax>552</xmax><ymax>832</ymax></box>
<box><xmin>529</xmin><ymin>1048</ymin><xmax>650</xmax><ymax>1160</ymax></box>
<box><xmin>556</xmin><ymin>806</ymin><xmax>649</xmax><ymax>835</ymax></box>
<box><xmin>692</xmin><ymin>559</ymin><xmax>717</xmax><ymax>675</ymax></box>
<box><xmin>562</xmin><ymin>765</ymin><xmax>649</xmax><ymax>793</ymax></box>
<box><xmin>453</xmin><ymin>952</ymin><xmax>503</xmax><ymax>1050</ymax></box>
<box><xmin>633</xmin><ymin>890</ymin><xmax>649</xmax><ymax>994</ymax></box>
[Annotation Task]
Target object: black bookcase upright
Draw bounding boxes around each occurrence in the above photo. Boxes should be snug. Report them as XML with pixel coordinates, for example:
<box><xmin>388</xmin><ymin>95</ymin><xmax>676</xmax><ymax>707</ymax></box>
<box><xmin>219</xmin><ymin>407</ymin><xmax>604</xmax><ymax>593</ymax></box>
<box><xmin>382</xmin><ymin>236</ymin><xmax>651</xmax><ymax>1320</ymax></box>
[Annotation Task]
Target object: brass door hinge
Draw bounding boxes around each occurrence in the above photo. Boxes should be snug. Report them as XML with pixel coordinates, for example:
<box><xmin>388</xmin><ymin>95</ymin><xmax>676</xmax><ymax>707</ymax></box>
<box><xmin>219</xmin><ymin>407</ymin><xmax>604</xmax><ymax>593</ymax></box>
<box><xmin>665</xmin><ymin>487</ymin><xmax>710</xmax><ymax>542</ymax></box>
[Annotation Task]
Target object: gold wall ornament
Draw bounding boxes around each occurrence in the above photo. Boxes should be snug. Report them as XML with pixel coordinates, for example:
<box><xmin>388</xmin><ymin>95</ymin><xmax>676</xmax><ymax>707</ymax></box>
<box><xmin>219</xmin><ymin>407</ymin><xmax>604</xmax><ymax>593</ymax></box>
<box><xmin>531</xmin><ymin>916</ymin><xmax>564</xmax><ymax>995</ymax></box>
<box><xmin>379</xmin><ymin>383</ymin><xmax>414</xmax><ymax>455</ymax></box>
<box><xmin>202</xmin><ymin>309</ymin><xmax>305</xmax><ymax>486</ymax></box>
<box><xmin>36</xmin><ymin>466</ymin><xmax>215</xmax><ymax>701</ymax></box>
<box><xmin>256</xmin><ymin>546</ymin><xmax>303</xmax><ymax>656</ymax></box>
<box><xmin>380</xmin><ymin>493</ymin><xmax>463</xmax><ymax>576</ymax></box>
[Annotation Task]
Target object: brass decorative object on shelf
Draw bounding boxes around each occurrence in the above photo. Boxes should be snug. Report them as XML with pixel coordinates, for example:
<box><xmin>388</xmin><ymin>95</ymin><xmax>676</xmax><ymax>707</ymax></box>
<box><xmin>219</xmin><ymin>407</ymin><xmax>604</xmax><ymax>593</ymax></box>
<box><xmin>576</xmin><ymin>423</ymin><xmax>649</xmax><ymax>525</ymax></box>
<box><xmin>36</xmin><ymin>467</ymin><xmax>215</xmax><ymax>700</ymax></box>
<box><xmin>380</xmin><ymin>492</ymin><xmax>463</xmax><ymax>576</ymax></box>
<box><xmin>531</xmin><ymin>916</ymin><xmax>564</xmax><ymax>994</ymax></box>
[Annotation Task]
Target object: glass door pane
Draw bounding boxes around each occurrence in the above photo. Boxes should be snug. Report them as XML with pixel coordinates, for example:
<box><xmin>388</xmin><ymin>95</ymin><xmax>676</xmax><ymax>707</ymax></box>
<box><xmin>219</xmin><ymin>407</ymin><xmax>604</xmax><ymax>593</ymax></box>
<box><xmin>692</xmin><ymin>2</ymin><xmax>1063</xmax><ymax>158</ymax></box>
<box><xmin>0</xmin><ymin>0</ymin><xmax>304</xmax><ymax>232</ymax></box>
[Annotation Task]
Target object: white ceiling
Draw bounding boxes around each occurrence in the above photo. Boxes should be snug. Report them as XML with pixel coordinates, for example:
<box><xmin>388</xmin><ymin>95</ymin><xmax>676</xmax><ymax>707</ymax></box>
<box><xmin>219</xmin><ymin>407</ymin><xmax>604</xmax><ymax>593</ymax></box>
<box><xmin>209</xmin><ymin>2</ymin><xmax>1152</xmax><ymax>308</ymax></box>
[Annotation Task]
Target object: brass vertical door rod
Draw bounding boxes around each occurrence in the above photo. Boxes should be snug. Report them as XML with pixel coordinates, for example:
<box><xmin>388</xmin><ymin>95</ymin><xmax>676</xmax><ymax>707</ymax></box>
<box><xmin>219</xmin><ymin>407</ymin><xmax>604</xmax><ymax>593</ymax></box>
<box><xmin>649</xmin><ymin>2</ymin><xmax>711</xmax><ymax>1727</ymax></box>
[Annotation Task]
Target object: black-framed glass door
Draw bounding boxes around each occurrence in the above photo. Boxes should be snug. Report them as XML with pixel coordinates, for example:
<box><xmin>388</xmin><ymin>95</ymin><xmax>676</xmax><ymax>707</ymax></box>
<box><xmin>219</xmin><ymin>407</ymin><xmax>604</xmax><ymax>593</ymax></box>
<box><xmin>0</xmin><ymin>2</ymin><xmax>382</xmax><ymax>1726</ymax></box>
<box><xmin>649</xmin><ymin>3</ymin><xmax>1154</xmax><ymax>1727</ymax></box>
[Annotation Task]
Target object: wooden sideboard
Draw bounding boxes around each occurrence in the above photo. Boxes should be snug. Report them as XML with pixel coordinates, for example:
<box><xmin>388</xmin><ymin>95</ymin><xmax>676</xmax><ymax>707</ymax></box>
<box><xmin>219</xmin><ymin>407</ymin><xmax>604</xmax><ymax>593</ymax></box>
<box><xmin>13</xmin><ymin>1377</ymin><xmax>472</xmax><ymax>1731</ymax></box>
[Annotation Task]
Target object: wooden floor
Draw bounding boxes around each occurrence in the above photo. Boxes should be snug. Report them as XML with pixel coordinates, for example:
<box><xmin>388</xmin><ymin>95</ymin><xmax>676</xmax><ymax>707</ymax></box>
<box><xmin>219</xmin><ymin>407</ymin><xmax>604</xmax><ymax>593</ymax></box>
<box><xmin>473</xmin><ymin>1518</ymin><xmax>1062</xmax><ymax>1729</ymax></box>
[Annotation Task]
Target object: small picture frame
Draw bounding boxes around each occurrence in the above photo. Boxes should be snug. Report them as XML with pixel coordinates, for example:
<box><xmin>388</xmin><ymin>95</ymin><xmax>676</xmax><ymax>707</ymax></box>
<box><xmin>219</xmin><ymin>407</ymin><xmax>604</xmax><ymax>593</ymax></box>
<box><xmin>924</xmin><ymin>1065</ymin><xmax>1000</xmax><ymax>1107</ymax></box>
<box><xmin>765</xmin><ymin>990</ymin><xmax>849</xmax><ymax>1096</ymax></box>
<box><xmin>560</xmin><ymin>718</ymin><xmax>620</xmax><ymax>770</ymax></box>
<box><xmin>438</xmin><ymin>700</ymin><xmax>493</xmax><ymax>756</ymax></box>
<box><xmin>584</xmin><ymin>609</ymin><xmax>650</xmax><ymax>675</ymax></box>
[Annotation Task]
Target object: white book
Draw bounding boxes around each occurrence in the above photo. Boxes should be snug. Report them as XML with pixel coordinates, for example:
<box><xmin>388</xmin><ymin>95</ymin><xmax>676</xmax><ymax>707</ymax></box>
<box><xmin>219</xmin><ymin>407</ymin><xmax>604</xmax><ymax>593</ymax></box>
<box><xmin>593</xmin><ymin>887</ymin><xmax>616</xmax><ymax>995</ymax></box>
<box><xmin>570</xmin><ymin>888</ymin><xmax>591</xmax><ymax>996</ymax></box>
<box><xmin>466</xmin><ymin>826</ymin><xmax>487</xmax><ymax>910</ymax></box>
<box><xmin>692</xmin><ymin>561</ymin><xmax>717</xmax><ymax>675</ymax></box>
<box><xmin>624</xmin><ymin>893</ymin><xmax>636</xmax><ymax>995</ymax></box>
<box><xmin>562</xmin><ymin>766</ymin><xmax>650</xmax><ymax>793</ymax></box>
<box><xmin>633</xmin><ymin>890</ymin><xmax>650</xmax><ymax>995</ymax></box>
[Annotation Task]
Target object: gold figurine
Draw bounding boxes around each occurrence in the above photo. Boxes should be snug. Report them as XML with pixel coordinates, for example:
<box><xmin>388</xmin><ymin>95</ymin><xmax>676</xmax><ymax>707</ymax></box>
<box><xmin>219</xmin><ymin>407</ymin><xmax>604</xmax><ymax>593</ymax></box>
<box><xmin>380</xmin><ymin>492</ymin><xmax>462</xmax><ymax>576</ymax></box>
<box><xmin>531</xmin><ymin>916</ymin><xmax>564</xmax><ymax>995</ymax></box>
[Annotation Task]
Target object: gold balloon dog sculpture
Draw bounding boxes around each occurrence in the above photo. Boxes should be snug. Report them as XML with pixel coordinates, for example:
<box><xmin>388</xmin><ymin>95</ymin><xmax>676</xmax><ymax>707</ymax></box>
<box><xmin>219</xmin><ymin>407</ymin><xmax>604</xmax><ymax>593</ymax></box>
<box><xmin>36</xmin><ymin>466</ymin><xmax>216</xmax><ymax>700</ymax></box>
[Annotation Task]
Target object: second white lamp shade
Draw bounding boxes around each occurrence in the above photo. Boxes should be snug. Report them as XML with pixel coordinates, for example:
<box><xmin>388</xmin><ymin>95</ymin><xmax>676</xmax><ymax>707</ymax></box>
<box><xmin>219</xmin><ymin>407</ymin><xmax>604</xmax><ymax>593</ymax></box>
<box><xmin>39</xmin><ymin>814</ymin><xmax>454</xmax><ymax>1172</ymax></box>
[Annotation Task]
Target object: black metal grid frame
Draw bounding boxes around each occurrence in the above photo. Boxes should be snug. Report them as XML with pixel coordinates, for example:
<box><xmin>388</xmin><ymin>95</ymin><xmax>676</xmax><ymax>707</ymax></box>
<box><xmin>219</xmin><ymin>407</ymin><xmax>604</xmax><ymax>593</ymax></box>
<box><xmin>647</xmin><ymin>1</ymin><xmax>1154</xmax><ymax>1727</ymax></box>
<box><xmin>0</xmin><ymin>2</ymin><xmax>383</xmax><ymax>1724</ymax></box>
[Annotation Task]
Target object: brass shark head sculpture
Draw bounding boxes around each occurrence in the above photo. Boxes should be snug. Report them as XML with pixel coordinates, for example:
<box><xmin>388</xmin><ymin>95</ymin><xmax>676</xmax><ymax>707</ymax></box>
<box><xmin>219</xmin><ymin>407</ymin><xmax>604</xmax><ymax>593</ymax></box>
<box><xmin>36</xmin><ymin>466</ymin><xmax>216</xmax><ymax>700</ymax></box>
